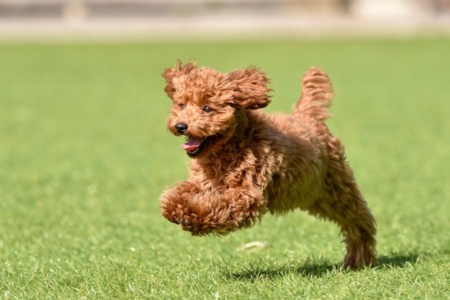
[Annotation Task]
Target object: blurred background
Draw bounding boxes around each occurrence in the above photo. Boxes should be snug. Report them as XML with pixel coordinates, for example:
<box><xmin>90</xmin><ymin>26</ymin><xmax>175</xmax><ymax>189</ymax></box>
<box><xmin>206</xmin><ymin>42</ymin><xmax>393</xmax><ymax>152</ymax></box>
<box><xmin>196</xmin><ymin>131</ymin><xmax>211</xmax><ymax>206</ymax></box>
<box><xmin>0</xmin><ymin>0</ymin><xmax>449</xmax><ymax>40</ymax></box>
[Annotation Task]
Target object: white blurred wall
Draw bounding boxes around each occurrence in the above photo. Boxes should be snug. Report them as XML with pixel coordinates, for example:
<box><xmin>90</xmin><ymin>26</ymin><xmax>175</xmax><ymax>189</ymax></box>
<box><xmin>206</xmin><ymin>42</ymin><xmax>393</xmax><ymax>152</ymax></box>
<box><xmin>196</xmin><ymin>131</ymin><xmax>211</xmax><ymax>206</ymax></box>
<box><xmin>0</xmin><ymin>0</ymin><xmax>448</xmax><ymax>20</ymax></box>
<box><xmin>0</xmin><ymin>0</ymin><xmax>449</xmax><ymax>38</ymax></box>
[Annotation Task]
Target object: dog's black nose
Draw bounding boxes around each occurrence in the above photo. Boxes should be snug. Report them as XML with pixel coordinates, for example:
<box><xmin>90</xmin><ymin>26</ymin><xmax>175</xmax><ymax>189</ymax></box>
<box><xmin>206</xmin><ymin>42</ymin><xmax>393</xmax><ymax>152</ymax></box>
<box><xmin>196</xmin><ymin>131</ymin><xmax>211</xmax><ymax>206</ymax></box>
<box><xmin>175</xmin><ymin>122</ymin><xmax>188</xmax><ymax>134</ymax></box>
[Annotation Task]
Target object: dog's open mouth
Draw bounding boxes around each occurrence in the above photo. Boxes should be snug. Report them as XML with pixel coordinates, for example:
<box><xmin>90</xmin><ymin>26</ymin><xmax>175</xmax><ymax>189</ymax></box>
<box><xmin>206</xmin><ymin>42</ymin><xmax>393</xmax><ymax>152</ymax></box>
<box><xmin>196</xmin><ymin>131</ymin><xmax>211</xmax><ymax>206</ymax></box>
<box><xmin>181</xmin><ymin>136</ymin><xmax>210</xmax><ymax>157</ymax></box>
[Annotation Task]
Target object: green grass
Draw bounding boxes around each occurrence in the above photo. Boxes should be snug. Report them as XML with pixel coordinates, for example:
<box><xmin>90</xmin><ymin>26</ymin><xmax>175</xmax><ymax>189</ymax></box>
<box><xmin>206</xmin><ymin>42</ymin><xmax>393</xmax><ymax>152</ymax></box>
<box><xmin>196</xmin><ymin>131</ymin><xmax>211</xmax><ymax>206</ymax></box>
<box><xmin>1</xmin><ymin>38</ymin><xmax>449</xmax><ymax>299</ymax></box>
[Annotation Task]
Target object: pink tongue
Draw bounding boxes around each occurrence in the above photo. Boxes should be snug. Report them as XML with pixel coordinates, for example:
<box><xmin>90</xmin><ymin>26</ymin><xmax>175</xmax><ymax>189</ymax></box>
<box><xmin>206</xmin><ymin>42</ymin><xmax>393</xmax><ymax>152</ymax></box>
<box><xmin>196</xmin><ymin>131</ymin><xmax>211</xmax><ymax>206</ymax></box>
<box><xmin>181</xmin><ymin>137</ymin><xmax>202</xmax><ymax>151</ymax></box>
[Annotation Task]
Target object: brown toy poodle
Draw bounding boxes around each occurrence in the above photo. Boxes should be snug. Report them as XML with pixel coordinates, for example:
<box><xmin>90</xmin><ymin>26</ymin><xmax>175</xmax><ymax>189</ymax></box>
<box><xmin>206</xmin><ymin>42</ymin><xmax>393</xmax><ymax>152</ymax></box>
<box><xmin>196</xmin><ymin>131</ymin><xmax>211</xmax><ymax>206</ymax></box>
<box><xmin>160</xmin><ymin>61</ymin><xmax>376</xmax><ymax>269</ymax></box>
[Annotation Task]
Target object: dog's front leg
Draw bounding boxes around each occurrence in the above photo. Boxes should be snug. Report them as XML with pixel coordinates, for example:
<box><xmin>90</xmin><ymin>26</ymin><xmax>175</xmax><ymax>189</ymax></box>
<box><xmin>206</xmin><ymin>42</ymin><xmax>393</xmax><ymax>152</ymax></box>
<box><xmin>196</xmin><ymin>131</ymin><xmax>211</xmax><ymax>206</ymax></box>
<box><xmin>173</xmin><ymin>187</ymin><xmax>268</xmax><ymax>236</ymax></box>
<box><xmin>160</xmin><ymin>181</ymin><xmax>201</xmax><ymax>225</ymax></box>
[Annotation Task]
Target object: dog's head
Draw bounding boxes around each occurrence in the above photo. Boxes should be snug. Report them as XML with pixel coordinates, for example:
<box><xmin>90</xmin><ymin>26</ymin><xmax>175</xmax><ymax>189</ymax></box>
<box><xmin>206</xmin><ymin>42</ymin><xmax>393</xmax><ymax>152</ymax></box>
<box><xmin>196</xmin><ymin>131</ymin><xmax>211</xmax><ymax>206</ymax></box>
<box><xmin>162</xmin><ymin>60</ymin><xmax>271</xmax><ymax>157</ymax></box>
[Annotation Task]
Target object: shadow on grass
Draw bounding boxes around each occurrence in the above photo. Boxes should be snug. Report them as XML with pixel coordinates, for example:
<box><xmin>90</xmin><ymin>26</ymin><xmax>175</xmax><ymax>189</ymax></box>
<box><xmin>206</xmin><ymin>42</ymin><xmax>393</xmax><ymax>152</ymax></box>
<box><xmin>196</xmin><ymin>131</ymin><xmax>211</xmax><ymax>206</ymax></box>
<box><xmin>226</xmin><ymin>253</ymin><xmax>424</xmax><ymax>281</ymax></box>
<box><xmin>375</xmin><ymin>253</ymin><xmax>421</xmax><ymax>268</ymax></box>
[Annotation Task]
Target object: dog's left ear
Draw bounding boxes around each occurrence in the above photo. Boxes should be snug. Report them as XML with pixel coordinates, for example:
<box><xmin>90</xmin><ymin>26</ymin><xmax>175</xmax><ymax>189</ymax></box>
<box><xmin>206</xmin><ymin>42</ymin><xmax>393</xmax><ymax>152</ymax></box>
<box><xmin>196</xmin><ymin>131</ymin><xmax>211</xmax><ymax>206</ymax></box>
<box><xmin>162</xmin><ymin>60</ymin><xmax>196</xmax><ymax>99</ymax></box>
<box><xmin>225</xmin><ymin>67</ymin><xmax>271</xmax><ymax>109</ymax></box>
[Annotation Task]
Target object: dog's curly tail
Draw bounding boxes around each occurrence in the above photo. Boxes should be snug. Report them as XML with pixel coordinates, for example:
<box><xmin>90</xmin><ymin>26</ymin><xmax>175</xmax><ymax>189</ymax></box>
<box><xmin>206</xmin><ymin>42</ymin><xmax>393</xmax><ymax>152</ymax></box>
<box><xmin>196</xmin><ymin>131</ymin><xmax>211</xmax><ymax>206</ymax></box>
<box><xmin>294</xmin><ymin>67</ymin><xmax>334</xmax><ymax>122</ymax></box>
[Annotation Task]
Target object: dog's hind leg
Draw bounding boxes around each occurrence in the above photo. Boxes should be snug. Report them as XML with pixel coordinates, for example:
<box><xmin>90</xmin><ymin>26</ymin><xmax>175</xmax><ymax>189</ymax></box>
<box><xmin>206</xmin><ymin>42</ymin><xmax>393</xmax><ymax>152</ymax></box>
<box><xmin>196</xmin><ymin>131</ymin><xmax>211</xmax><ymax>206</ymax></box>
<box><xmin>295</xmin><ymin>68</ymin><xmax>376</xmax><ymax>268</ymax></box>
<box><xmin>328</xmin><ymin>180</ymin><xmax>377</xmax><ymax>270</ymax></box>
<box><xmin>308</xmin><ymin>138</ymin><xmax>376</xmax><ymax>269</ymax></box>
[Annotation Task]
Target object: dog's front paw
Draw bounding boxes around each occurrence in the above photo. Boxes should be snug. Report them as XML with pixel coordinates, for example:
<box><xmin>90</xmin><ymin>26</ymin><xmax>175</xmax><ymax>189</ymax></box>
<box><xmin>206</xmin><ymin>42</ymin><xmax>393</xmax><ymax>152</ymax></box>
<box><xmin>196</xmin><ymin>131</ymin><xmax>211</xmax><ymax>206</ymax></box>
<box><xmin>160</xmin><ymin>181</ymin><xmax>200</xmax><ymax>224</ymax></box>
<box><xmin>160</xmin><ymin>192</ymin><xmax>224</xmax><ymax>236</ymax></box>
<box><xmin>179</xmin><ymin>216</ymin><xmax>213</xmax><ymax>236</ymax></box>
<box><xmin>160</xmin><ymin>191</ymin><xmax>211</xmax><ymax>235</ymax></box>
<box><xmin>179</xmin><ymin>193</ymin><xmax>239</xmax><ymax>236</ymax></box>
<box><xmin>160</xmin><ymin>200</ymin><xmax>183</xmax><ymax>225</ymax></box>
<box><xmin>161</xmin><ymin>199</ymin><xmax>203</xmax><ymax>234</ymax></box>
<box><xmin>160</xmin><ymin>194</ymin><xmax>187</xmax><ymax>227</ymax></box>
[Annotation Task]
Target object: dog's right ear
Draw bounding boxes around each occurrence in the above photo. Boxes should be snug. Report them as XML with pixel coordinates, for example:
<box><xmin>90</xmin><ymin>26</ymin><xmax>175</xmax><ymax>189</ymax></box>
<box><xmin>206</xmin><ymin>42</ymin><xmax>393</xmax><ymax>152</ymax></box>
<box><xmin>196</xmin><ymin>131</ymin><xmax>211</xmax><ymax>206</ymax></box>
<box><xmin>162</xmin><ymin>60</ymin><xmax>196</xmax><ymax>98</ymax></box>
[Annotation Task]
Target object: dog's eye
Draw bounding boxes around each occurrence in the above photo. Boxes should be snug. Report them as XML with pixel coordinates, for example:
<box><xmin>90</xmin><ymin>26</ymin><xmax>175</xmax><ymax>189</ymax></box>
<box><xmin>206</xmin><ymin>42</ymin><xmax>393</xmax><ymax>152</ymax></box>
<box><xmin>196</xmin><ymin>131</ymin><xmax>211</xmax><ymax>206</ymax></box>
<box><xmin>202</xmin><ymin>106</ymin><xmax>213</xmax><ymax>113</ymax></box>
<box><xmin>178</xmin><ymin>103</ymin><xmax>185</xmax><ymax>109</ymax></box>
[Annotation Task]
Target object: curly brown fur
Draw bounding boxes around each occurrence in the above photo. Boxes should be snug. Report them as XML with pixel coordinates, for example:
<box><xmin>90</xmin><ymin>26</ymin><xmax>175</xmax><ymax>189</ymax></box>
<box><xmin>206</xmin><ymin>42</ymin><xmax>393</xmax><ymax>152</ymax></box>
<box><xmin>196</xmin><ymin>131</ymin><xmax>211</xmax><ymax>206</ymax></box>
<box><xmin>160</xmin><ymin>61</ymin><xmax>376</xmax><ymax>269</ymax></box>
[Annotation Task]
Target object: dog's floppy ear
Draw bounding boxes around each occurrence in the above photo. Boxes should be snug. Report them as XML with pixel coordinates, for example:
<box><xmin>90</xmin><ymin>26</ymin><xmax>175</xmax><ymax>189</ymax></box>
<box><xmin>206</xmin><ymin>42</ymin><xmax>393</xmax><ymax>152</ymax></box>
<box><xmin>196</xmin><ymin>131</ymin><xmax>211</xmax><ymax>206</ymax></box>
<box><xmin>162</xmin><ymin>60</ymin><xmax>196</xmax><ymax>98</ymax></box>
<box><xmin>226</xmin><ymin>67</ymin><xmax>271</xmax><ymax>109</ymax></box>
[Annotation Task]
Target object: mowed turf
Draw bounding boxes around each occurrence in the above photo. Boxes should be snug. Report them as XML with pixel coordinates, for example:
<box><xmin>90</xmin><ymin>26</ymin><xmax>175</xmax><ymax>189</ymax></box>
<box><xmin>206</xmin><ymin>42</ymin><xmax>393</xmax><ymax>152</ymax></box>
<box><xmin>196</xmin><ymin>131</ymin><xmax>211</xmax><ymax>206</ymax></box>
<box><xmin>0</xmin><ymin>38</ymin><xmax>449</xmax><ymax>299</ymax></box>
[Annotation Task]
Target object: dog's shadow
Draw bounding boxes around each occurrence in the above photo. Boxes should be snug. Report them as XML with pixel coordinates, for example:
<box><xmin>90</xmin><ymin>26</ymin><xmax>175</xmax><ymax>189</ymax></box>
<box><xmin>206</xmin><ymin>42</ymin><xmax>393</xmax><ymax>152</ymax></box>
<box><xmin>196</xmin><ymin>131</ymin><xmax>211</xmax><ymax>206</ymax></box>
<box><xmin>226</xmin><ymin>253</ymin><xmax>423</xmax><ymax>281</ymax></box>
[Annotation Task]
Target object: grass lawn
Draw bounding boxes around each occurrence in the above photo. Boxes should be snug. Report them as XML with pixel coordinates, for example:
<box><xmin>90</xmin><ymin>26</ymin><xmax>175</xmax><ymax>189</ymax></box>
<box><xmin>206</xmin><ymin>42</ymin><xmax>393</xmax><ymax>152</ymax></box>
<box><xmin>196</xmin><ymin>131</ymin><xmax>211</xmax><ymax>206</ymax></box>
<box><xmin>1</xmin><ymin>38</ymin><xmax>449</xmax><ymax>299</ymax></box>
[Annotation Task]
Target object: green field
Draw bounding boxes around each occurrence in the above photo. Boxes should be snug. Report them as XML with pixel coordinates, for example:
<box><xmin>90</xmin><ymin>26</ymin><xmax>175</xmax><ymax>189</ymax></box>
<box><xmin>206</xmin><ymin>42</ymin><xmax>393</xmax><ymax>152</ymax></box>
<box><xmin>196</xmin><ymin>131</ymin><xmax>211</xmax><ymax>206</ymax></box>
<box><xmin>1</xmin><ymin>39</ymin><xmax>449</xmax><ymax>299</ymax></box>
